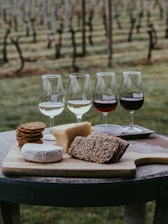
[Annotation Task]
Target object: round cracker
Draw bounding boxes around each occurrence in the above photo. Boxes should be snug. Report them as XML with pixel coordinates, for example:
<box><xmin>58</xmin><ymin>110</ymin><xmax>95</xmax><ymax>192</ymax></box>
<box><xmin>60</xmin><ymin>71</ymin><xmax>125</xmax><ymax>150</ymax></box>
<box><xmin>18</xmin><ymin>122</ymin><xmax>46</xmax><ymax>131</ymax></box>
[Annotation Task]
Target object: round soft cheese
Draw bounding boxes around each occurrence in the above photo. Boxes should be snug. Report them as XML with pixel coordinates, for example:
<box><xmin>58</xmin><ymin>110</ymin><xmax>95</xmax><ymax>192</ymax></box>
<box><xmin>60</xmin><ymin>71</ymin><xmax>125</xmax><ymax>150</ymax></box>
<box><xmin>21</xmin><ymin>143</ymin><xmax>63</xmax><ymax>163</ymax></box>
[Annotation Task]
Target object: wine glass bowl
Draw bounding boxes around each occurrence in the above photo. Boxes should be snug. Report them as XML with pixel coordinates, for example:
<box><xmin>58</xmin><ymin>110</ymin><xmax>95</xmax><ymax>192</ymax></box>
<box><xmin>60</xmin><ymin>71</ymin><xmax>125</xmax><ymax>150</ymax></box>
<box><xmin>39</xmin><ymin>74</ymin><xmax>65</xmax><ymax>141</ymax></box>
<box><xmin>92</xmin><ymin>72</ymin><xmax>122</xmax><ymax>135</ymax></box>
<box><xmin>67</xmin><ymin>73</ymin><xmax>92</xmax><ymax>122</ymax></box>
<box><xmin>120</xmin><ymin>71</ymin><xmax>144</xmax><ymax>134</ymax></box>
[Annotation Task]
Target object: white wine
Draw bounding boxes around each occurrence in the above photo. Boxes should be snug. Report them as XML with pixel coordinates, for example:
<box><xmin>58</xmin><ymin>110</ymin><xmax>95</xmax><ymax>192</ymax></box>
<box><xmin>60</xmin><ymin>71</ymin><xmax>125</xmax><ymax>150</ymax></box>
<box><xmin>67</xmin><ymin>100</ymin><xmax>92</xmax><ymax>115</ymax></box>
<box><xmin>39</xmin><ymin>102</ymin><xmax>64</xmax><ymax>118</ymax></box>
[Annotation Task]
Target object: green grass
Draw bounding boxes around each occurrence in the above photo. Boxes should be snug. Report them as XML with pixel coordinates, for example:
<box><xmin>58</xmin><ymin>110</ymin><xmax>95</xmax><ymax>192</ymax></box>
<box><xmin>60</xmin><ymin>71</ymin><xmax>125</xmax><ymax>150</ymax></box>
<box><xmin>21</xmin><ymin>203</ymin><xmax>155</xmax><ymax>224</ymax></box>
<box><xmin>21</xmin><ymin>206</ymin><xmax>123</xmax><ymax>224</ymax></box>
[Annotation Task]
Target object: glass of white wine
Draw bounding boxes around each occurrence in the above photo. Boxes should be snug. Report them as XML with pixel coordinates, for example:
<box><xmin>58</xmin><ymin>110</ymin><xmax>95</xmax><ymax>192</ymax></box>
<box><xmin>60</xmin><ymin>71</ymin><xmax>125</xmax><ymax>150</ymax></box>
<box><xmin>67</xmin><ymin>73</ymin><xmax>92</xmax><ymax>122</ymax></box>
<box><xmin>38</xmin><ymin>74</ymin><xmax>65</xmax><ymax>141</ymax></box>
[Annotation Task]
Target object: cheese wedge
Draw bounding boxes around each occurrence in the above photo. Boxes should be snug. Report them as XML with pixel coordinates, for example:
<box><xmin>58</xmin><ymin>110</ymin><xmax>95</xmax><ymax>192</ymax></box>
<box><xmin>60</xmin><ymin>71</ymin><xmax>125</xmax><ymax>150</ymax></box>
<box><xmin>52</xmin><ymin>122</ymin><xmax>91</xmax><ymax>153</ymax></box>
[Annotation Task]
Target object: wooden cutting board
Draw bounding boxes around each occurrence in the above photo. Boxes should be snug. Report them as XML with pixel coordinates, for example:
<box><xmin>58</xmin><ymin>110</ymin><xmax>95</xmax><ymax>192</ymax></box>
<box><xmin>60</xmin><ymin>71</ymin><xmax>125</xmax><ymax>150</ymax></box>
<box><xmin>2</xmin><ymin>142</ymin><xmax>168</xmax><ymax>178</ymax></box>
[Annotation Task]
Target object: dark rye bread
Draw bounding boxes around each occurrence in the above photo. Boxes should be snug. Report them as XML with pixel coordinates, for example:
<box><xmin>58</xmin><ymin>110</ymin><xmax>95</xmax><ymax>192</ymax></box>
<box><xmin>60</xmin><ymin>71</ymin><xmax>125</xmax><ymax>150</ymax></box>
<box><xmin>68</xmin><ymin>133</ymin><xmax>129</xmax><ymax>164</ymax></box>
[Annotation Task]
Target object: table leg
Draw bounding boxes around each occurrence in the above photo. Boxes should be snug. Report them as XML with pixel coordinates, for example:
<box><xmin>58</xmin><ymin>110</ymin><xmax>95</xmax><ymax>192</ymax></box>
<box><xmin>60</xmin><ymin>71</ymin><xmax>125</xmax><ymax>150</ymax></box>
<box><xmin>153</xmin><ymin>199</ymin><xmax>168</xmax><ymax>224</ymax></box>
<box><xmin>124</xmin><ymin>203</ymin><xmax>146</xmax><ymax>224</ymax></box>
<box><xmin>0</xmin><ymin>202</ymin><xmax>20</xmax><ymax>224</ymax></box>
<box><xmin>0</xmin><ymin>207</ymin><xmax>4</xmax><ymax>224</ymax></box>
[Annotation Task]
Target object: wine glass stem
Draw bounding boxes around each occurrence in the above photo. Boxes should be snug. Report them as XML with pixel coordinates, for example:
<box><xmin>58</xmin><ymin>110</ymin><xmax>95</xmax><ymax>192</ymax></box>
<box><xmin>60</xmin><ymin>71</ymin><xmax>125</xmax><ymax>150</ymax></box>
<box><xmin>129</xmin><ymin>111</ymin><xmax>134</xmax><ymax>128</ymax></box>
<box><xmin>103</xmin><ymin>113</ymin><xmax>108</xmax><ymax>126</ymax></box>
<box><xmin>49</xmin><ymin>117</ymin><xmax>54</xmax><ymax>134</ymax></box>
<box><xmin>76</xmin><ymin>115</ymin><xmax>82</xmax><ymax>123</ymax></box>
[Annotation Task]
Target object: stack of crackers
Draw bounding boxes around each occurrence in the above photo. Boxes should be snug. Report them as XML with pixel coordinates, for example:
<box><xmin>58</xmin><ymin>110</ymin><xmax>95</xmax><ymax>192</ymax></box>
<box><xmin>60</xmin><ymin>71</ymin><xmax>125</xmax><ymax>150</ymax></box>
<box><xmin>16</xmin><ymin>122</ymin><xmax>46</xmax><ymax>149</ymax></box>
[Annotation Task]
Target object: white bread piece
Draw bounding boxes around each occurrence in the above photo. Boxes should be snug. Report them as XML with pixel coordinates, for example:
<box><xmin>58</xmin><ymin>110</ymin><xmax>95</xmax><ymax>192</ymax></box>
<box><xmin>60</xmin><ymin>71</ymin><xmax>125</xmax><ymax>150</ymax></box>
<box><xmin>52</xmin><ymin>122</ymin><xmax>91</xmax><ymax>153</ymax></box>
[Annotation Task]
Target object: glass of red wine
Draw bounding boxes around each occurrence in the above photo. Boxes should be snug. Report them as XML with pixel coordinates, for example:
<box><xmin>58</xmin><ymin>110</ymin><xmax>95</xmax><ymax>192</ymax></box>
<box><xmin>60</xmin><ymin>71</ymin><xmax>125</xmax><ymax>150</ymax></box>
<box><xmin>92</xmin><ymin>72</ymin><xmax>122</xmax><ymax>135</ymax></box>
<box><xmin>120</xmin><ymin>71</ymin><xmax>144</xmax><ymax>134</ymax></box>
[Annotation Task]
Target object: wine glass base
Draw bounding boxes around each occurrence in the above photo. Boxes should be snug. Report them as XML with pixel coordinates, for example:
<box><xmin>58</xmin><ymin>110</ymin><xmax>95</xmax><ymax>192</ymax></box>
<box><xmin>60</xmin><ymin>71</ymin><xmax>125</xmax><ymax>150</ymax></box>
<box><xmin>121</xmin><ymin>125</ymin><xmax>144</xmax><ymax>134</ymax></box>
<box><xmin>43</xmin><ymin>134</ymin><xmax>56</xmax><ymax>141</ymax></box>
<box><xmin>92</xmin><ymin>124</ymin><xmax>123</xmax><ymax>136</ymax></box>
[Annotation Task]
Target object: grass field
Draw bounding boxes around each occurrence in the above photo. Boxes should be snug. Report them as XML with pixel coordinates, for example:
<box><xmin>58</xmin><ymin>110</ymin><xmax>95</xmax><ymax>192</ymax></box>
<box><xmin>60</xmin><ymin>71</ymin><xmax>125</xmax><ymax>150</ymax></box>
<box><xmin>21</xmin><ymin>204</ymin><xmax>155</xmax><ymax>224</ymax></box>
<box><xmin>1</xmin><ymin>1</ymin><xmax>168</xmax><ymax>223</ymax></box>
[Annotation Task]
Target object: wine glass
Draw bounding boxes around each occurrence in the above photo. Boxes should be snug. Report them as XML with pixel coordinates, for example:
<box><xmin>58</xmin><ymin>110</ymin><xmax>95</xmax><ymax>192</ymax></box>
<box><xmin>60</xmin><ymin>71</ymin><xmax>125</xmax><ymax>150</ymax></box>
<box><xmin>120</xmin><ymin>71</ymin><xmax>144</xmax><ymax>134</ymax></box>
<box><xmin>66</xmin><ymin>73</ymin><xmax>92</xmax><ymax>122</ymax></box>
<box><xmin>92</xmin><ymin>72</ymin><xmax>122</xmax><ymax>134</ymax></box>
<box><xmin>38</xmin><ymin>74</ymin><xmax>65</xmax><ymax>141</ymax></box>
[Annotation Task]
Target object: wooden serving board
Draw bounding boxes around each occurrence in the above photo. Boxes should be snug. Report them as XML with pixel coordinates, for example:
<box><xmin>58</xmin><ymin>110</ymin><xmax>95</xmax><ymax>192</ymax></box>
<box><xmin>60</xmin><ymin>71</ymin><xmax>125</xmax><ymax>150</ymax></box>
<box><xmin>2</xmin><ymin>143</ymin><xmax>168</xmax><ymax>178</ymax></box>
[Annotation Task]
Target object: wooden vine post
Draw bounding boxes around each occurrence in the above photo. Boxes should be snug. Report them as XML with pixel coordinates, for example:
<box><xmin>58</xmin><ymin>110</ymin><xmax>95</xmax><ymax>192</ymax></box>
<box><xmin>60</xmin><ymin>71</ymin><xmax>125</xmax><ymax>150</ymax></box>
<box><xmin>105</xmin><ymin>0</ymin><xmax>112</xmax><ymax>67</ymax></box>
<box><xmin>81</xmin><ymin>0</ymin><xmax>86</xmax><ymax>56</ymax></box>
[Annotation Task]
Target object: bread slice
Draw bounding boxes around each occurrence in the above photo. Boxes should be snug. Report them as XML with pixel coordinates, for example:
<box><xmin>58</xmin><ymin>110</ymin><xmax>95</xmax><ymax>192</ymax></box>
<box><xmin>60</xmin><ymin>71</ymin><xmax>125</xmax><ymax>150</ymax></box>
<box><xmin>52</xmin><ymin>122</ymin><xmax>91</xmax><ymax>153</ymax></box>
<box><xmin>68</xmin><ymin>133</ymin><xmax>129</xmax><ymax>164</ymax></box>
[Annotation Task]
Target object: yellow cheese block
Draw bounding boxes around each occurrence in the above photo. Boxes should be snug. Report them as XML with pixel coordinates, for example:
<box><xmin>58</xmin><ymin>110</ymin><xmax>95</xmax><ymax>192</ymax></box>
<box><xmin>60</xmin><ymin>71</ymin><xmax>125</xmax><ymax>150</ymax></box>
<box><xmin>52</xmin><ymin>122</ymin><xmax>91</xmax><ymax>152</ymax></box>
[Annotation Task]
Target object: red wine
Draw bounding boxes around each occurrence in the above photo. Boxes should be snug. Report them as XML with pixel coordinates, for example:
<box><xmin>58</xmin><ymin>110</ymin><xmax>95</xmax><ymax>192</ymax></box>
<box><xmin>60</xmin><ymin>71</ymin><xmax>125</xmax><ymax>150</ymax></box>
<box><xmin>93</xmin><ymin>100</ymin><xmax>118</xmax><ymax>113</ymax></box>
<box><xmin>120</xmin><ymin>97</ymin><xmax>144</xmax><ymax>111</ymax></box>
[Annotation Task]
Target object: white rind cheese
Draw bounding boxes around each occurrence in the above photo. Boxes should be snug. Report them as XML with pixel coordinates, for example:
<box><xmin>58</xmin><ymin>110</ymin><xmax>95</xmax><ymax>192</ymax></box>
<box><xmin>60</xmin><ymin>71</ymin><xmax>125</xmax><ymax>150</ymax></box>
<box><xmin>21</xmin><ymin>143</ymin><xmax>63</xmax><ymax>163</ymax></box>
<box><xmin>52</xmin><ymin>122</ymin><xmax>91</xmax><ymax>153</ymax></box>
